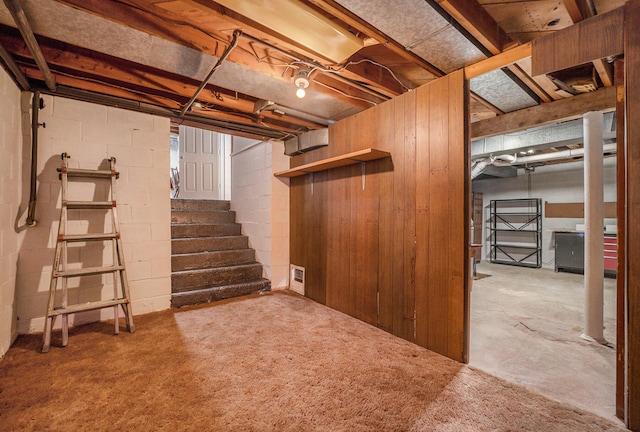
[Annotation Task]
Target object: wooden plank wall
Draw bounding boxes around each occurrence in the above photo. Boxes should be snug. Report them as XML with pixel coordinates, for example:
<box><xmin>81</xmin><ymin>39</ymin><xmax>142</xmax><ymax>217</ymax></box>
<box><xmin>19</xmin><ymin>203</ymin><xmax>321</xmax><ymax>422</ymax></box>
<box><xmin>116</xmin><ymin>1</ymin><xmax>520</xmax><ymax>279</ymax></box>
<box><xmin>615</xmin><ymin>58</ymin><xmax>626</xmax><ymax>422</ymax></box>
<box><xmin>626</xmin><ymin>1</ymin><xmax>640</xmax><ymax>429</ymax></box>
<box><xmin>289</xmin><ymin>71</ymin><xmax>469</xmax><ymax>362</ymax></box>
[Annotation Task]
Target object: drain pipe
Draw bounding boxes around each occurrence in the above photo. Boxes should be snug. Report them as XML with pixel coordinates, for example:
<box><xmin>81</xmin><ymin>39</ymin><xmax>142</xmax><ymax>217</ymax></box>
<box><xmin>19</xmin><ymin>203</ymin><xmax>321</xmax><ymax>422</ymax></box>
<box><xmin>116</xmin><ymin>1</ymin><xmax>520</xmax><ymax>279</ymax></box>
<box><xmin>25</xmin><ymin>90</ymin><xmax>41</xmax><ymax>226</ymax></box>
<box><xmin>180</xmin><ymin>30</ymin><xmax>241</xmax><ymax>116</ymax></box>
<box><xmin>582</xmin><ymin>110</ymin><xmax>605</xmax><ymax>343</ymax></box>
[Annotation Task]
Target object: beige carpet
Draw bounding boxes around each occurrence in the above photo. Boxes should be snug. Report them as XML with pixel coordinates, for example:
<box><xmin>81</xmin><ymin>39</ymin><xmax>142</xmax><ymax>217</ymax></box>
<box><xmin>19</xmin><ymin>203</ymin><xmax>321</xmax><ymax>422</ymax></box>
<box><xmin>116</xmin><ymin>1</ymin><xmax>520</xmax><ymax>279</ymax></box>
<box><xmin>0</xmin><ymin>291</ymin><xmax>627</xmax><ymax>431</ymax></box>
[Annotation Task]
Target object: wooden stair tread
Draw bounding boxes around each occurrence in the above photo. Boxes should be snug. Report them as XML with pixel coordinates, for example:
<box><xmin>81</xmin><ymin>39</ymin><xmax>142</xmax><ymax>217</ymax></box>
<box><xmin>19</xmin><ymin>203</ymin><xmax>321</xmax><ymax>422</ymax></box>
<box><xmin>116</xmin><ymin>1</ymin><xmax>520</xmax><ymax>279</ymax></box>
<box><xmin>171</xmin><ymin>262</ymin><xmax>262</xmax><ymax>275</ymax></box>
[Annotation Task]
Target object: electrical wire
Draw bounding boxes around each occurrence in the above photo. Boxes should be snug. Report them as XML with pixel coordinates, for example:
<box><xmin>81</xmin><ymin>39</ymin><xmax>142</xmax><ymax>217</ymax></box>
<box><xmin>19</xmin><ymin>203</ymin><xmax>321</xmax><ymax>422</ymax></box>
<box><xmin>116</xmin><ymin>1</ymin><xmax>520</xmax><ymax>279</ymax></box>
<box><xmin>313</xmin><ymin>80</ymin><xmax>378</xmax><ymax>105</ymax></box>
<box><xmin>287</xmin><ymin>59</ymin><xmax>411</xmax><ymax>91</ymax></box>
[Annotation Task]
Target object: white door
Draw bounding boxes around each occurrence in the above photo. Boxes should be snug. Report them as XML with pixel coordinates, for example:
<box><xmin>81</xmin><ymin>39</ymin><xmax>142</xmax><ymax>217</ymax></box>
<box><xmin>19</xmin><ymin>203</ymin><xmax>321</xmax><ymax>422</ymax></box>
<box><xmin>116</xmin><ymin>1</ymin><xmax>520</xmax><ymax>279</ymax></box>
<box><xmin>179</xmin><ymin>125</ymin><xmax>222</xmax><ymax>199</ymax></box>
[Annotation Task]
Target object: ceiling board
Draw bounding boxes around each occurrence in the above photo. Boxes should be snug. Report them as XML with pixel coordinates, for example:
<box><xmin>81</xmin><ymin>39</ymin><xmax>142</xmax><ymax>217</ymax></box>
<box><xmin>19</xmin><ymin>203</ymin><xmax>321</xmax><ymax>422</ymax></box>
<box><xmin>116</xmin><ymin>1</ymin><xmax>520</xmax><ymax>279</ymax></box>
<box><xmin>483</xmin><ymin>1</ymin><xmax>573</xmax><ymax>34</ymax></box>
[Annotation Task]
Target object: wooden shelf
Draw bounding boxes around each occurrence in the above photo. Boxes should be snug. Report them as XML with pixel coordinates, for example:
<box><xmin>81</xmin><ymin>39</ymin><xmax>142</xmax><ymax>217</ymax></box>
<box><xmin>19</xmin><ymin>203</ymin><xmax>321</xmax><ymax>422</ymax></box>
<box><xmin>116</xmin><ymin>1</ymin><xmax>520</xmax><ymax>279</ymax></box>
<box><xmin>274</xmin><ymin>148</ymin><xmax>391</xmax><ymax>178</ymax></box>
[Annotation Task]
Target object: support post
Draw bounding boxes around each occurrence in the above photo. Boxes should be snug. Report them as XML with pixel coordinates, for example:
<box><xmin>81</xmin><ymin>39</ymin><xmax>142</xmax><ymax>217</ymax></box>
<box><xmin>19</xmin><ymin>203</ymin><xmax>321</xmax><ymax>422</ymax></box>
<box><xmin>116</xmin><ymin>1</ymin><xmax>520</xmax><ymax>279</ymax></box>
<box><xmin>582</xmin><ymin>110</ymin><xmax>605</xmax><ymax>343</ymax></box>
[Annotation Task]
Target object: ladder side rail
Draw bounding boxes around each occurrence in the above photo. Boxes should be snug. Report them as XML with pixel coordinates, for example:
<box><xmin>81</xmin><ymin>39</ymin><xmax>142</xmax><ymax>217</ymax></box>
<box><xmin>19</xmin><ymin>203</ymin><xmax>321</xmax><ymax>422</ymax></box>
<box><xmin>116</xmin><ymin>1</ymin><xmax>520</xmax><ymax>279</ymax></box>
<box><xmin>109</xmin><ymin>157</ymin><xmax>135</xmax><ymax>332</ymax></box>
<box><xmin>108</xmin><ymin>157</ymin><xmax>119</xmax><ymax>335</ymax></box>
<box><xmin>60</xmin><ymin>154</ymin><xmax>70</xmax><ymax>347</ymax></box>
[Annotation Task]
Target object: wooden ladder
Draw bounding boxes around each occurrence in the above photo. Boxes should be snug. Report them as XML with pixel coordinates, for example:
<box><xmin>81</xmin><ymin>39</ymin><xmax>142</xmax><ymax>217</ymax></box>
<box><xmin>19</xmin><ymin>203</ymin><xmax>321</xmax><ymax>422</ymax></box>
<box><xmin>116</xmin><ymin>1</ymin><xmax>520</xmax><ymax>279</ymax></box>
<box><xmin>42</xmin><ymin>153</ymin><xmax>135</xmax><ymax>352</ymax></box>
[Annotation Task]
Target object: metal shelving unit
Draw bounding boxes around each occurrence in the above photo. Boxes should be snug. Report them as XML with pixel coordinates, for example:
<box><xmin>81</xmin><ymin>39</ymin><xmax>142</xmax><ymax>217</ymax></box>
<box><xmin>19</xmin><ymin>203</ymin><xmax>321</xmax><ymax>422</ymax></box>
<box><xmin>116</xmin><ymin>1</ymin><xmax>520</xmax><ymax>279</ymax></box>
<box><xmin>489</xmin><ymin>198</ymin><xmax>542</xmax><ymax>268</ymax></box>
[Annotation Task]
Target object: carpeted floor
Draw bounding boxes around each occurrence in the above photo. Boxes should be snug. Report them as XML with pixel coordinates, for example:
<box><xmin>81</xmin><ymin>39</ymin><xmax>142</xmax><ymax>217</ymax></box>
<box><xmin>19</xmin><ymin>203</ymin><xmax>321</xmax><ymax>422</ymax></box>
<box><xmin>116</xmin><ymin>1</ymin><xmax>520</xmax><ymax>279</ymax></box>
<box><xmin>0</xmin><ymin>291</ymin><xmax>628</xmax><ymax>431</ymax></box>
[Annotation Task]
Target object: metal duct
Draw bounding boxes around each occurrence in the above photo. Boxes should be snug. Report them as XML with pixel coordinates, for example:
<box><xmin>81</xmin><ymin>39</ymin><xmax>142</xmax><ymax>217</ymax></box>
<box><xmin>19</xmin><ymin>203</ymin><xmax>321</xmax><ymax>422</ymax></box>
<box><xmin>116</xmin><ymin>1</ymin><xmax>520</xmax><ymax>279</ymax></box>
<box><xmin>284</xmin><ymin>128</ymin><xmax>329</xmax><ymax>155</ymax></box>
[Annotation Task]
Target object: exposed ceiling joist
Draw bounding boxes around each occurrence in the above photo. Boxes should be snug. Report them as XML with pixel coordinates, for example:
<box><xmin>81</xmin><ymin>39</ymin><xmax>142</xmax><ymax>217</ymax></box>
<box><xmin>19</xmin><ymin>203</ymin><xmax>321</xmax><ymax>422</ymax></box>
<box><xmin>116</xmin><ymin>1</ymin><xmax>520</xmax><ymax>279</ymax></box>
<box><xmin>0</xmin><ymin>40</ymin><xmax>29</xmax><ymax>89</ymax></box>
<box><xmin>434</xmin><ymin>0</ymin><xmax>515</xmax><ymax>55</ymax></box>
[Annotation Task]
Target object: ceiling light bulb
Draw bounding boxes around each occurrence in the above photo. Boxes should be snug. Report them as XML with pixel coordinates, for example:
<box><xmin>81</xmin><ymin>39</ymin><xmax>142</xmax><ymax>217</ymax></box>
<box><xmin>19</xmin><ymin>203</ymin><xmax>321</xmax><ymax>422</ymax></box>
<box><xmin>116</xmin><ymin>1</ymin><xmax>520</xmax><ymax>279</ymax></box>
<box><xmin>293</xmin><ymin>67</ymin><xmax>311</xmax><ymax>98</ymax></box>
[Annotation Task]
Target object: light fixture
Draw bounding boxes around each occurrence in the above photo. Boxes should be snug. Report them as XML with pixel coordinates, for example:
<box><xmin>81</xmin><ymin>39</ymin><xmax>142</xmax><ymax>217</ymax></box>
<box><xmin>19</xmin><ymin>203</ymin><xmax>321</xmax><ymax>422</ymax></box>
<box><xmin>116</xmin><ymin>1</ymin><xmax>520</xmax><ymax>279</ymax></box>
<box><xmin>294</xmin><ymin>67</ymin><xmax>310</xmax><ymax>98</ymax></box>
<box><xmin>213</xmin><ymin>0</ymin><xmax>363</xmax><ymax>63</ymax></box>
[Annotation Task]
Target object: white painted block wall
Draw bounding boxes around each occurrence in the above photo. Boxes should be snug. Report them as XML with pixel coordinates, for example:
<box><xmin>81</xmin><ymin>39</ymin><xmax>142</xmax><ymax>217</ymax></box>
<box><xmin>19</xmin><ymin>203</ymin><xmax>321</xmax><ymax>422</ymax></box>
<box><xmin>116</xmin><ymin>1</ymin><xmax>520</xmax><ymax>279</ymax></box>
<box><xmin>0</xmin><ymin>68</ymin><xmax>23</xmax><ymax>357</ymax></box>
<box><xmin>472</xmin><ymin>158</ymin><xmax>617</xmax><ymax>269</ymax></box>
<box><xmin>15</xmin><ymin>95</ymin><xmax>172</xmax><ymax>335</ymax></box>
<box><xmin>231</xmin><ymin>139</ymin><xmax>290</xmax><ymax>289</ymax></box>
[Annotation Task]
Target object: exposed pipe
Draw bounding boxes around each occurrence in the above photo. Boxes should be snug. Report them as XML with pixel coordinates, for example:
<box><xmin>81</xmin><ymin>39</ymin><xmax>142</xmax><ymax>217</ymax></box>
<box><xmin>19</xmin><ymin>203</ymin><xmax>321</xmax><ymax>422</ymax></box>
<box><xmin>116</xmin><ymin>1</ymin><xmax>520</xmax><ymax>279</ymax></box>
<box><xmin>3</xmin><ymin>0</ymin><xmax>56</xmax><ymax>91</ymax></box>
<box><xmin>515</xmin><ymin>143</ymin><xmax>616</xmax><ymax>164</ymax></box>
<box><xmin>471</xmin><ymin>159</ymin><xmax>490</xmax><ymax>179</ymax></box>
<box><xmin>471</xmin><ymin>144</ymin><xmax>617</xmax><ymax>180</ymax></box>
<box><xmin>0</xmin><ymin>42</ymin><xmax>30</xmax><ymax>90</ymax></box>
<box><xmin>25</xmin><ymin>90</ymin><xmax>40</xmax><ymax>226</ymax></box>
<box><xmin>180</xmin><ymin>29</ymin><xmax>241</xmax><ymax>116</ymax></box>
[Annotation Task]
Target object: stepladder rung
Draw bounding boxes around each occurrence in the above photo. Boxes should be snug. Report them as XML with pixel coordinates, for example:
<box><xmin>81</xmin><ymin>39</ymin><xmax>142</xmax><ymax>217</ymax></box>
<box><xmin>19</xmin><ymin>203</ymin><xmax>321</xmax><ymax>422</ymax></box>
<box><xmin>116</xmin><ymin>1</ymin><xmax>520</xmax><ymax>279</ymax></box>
<box><xmin>60</xmin><ymin>233</ymin><xmax>118</xmax><ymax>242</ymax></box>
<box><xmin>62</xmin><ymin>168</ymin><xmax>119</xmax><ymax>179</ymax></box>
<box><xmin>65</xmin><ymin>201</ymin><xmax>114</xmax><ymax>209</ymax></box>
<box><xmin>48</xmin><ymin>298</ymin><xmax>130</xmax><ymax>316</ymax></box>
<box><xmin>54</xmin><ymin>265</ymin><xmax>125</xmax><ymax>277</ymax></box>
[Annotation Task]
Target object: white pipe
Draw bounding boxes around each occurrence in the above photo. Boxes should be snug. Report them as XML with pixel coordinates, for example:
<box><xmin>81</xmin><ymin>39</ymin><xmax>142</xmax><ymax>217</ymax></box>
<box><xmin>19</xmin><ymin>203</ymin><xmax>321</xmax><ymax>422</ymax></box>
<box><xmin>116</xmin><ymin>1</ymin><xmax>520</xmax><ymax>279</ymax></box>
<box><xmin>492</xmin><ymin>153</ymin><xmax>517</xmax><ymax>163</ymax></box>
<box><xmin>471</xmin><ymin>159</ymin><xmax>490</xmax><ymax>179</ymax></box>
<box><xmin>582</xmin><ymin>111</ymin><xmax>605</xmax><ymax>344</ymax></box>
<box><xmin>472</xmin><ymin>143</ymin><xmax>616</xmax><ymax>166</ymax></box>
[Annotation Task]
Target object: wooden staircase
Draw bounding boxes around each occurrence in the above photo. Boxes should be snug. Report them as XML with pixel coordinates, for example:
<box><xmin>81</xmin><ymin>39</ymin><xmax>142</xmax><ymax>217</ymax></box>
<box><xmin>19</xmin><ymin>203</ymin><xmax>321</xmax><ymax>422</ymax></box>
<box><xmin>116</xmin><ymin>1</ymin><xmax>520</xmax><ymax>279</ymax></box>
<box><xmin>171</xmin><ymin>199</ymin><xmax>270</xmax><ymax>307</ymax></box>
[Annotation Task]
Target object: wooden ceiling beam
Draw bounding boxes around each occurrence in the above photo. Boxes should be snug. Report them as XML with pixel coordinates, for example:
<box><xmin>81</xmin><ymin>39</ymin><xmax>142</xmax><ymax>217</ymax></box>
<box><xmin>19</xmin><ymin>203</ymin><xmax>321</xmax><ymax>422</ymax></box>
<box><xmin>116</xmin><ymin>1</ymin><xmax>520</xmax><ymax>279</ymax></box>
<box><xmin>465</xmin><ymin>42</ymin><xmax>532</xmax><ymax>79</ymax></box>
<box><xmin>505</xmin><ymin>63</ymin><xmax>553</xmax><ymax>103</ymax></box>
<box><xmin>532</xmin><ymin>7</ymin><xmax>624</xmax><ymax>77</ymax></box>
<box><xmin>434</xmin><ymin>0</ymin><xmax>515</xmax><ymax>55</ymax></box>
<box><xmin>471</xmin><ymin>85</ymin><xmax>616</xmax><ymax>139</ymax></box>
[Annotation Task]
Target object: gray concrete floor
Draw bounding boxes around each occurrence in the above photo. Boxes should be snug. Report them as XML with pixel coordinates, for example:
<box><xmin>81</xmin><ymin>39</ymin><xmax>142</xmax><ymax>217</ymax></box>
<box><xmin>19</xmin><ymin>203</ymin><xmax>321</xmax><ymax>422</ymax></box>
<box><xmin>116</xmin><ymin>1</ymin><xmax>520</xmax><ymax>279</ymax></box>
<box><xmin>469</xmin><ymin>262</ymin><xmax>622</xmax><ymax>425</ymax></box>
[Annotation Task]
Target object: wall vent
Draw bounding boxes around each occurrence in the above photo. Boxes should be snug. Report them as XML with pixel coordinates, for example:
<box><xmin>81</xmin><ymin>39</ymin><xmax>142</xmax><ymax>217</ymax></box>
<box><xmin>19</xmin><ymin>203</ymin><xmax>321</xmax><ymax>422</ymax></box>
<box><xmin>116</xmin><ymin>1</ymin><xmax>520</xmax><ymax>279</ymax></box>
<box><xmin>290</xmin><ymin>264</ymin><xmax>305</xmax><ymax>295</ymax></box>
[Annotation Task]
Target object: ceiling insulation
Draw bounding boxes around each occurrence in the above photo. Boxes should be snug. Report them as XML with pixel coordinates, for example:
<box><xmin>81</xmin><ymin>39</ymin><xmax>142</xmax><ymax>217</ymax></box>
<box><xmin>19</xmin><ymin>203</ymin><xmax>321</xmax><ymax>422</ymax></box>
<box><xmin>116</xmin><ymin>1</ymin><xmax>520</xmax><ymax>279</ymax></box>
<box><xmin>470</xmin><ymin>69</ymin><xmax>539</xmax><ymax>113</ymax></box>
<box><xmin>335</xmin><ymin>0</ymin><xmax>486</xmax><ymax>73</ymax></box>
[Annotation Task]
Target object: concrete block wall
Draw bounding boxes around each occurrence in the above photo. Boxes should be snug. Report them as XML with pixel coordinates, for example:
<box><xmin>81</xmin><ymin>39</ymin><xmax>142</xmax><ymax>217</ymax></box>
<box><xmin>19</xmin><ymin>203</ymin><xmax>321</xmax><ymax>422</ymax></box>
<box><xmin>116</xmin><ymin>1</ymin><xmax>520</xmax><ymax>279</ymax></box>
<box><xmin>231</xmin><ymin>138</ymin><xmax>290</xmax><ymax>289</ymax></box>
<box><xmin>0</xmin><ymin>68</ymin><xmax>23</xmax><ymax>357</ymax></box>
<box><xmin>472</xmin><ymin>158</ymin><xmax>617</xmax><ymax>269</ymax></box>
<box><xmin>15</xmin><ymin>95</ymin><xmax>171</xmax><ymax>335</ymax></box>
<box><xmin>270</xmin><ymin>142</ymin><xmax>290</xmax><ymax>289</ymax></box>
